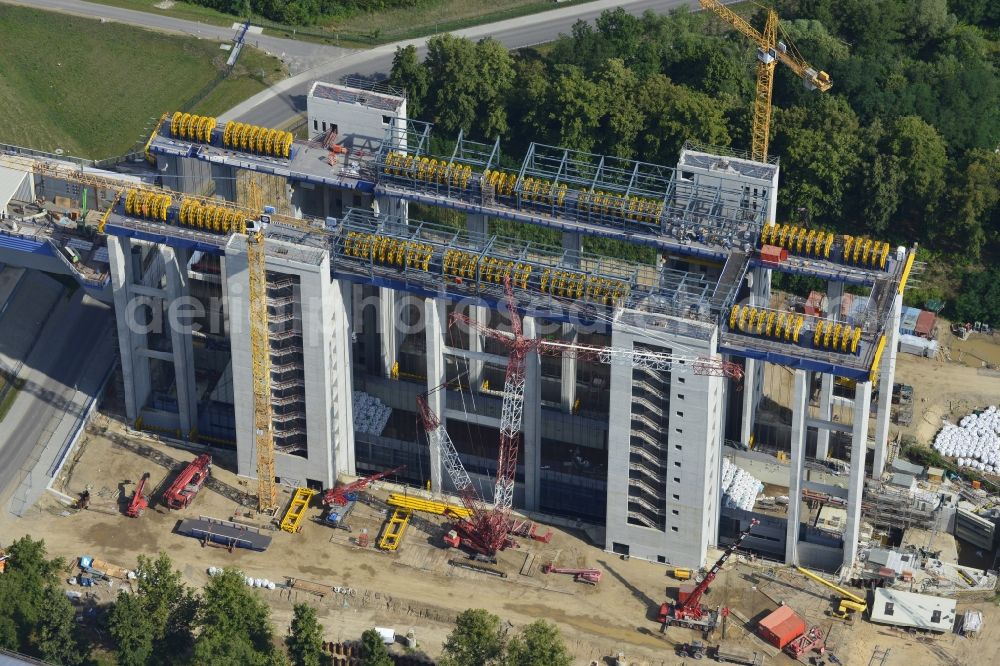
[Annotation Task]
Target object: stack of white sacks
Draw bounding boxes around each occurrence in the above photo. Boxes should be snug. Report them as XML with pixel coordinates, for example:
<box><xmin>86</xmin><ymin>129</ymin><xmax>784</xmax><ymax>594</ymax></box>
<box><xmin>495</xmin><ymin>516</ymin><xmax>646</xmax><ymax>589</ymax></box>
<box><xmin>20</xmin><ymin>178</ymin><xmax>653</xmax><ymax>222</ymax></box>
<box><xmin>721</xmin><ymin>458</ymin><xmax>764</xmax><ymax>512</ymax></box>
<box><xmin>353</xmin><ymin>391</ymin><xmax>392</xmax><ymax>436</ymax></box>
<box><xmin>933</xmin><ymin>406</ymin><xmax>1000</xmax><ymax>474</ymax></box>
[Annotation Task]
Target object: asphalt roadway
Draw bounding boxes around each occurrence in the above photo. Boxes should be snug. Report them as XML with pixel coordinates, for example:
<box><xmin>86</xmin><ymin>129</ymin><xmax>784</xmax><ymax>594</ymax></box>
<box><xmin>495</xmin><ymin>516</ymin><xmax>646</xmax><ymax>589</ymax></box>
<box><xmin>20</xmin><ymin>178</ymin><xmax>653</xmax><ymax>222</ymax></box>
<box><xmin>0</xmin><ymin>287</ymin><xmax>113</xmax><ymax>510</ymax></box>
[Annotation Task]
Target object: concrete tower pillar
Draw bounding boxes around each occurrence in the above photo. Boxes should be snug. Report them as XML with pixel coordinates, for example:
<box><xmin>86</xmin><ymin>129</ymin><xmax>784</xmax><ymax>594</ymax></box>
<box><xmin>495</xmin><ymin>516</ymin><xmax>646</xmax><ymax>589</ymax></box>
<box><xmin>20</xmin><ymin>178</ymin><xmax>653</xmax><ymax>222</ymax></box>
<box><xmin>107</xmin><ymin>235</ymin><xmax>152</xmax><ymax>424</ymax></box>
<box><xmin>424</xmin><ymin>297</ymin><xmax>446</xmax><ymax>494</ymax></box>
<box><xmin>379</xmin><ymin>287</ymin><xmax>399</xmax><ymax>378</ymax></box>
<box><xmin>560</xmin><ymin>324</ymin><xmax>577</xmax><ymax>413</ymax></box>
<box><xmin>741</xmin><ymin>267</ymin><xmax>770</xmax><ymax>447</ymax></box>
<box><xmin>843</xmin><ymin>380</ymin><xmax>873</xmax><ymax>569</ymax></box>
<box><xmin>816</xmin><ymin>281</ymin><xmax>844</xmax><ymax>459</ymax></box>
<box><xmin>161</xmin><ymin>245</ymin><xmax>199</xmax><ymax>436</ymax></box>
<box><xmin>522</xmin><ymin>316</ymin><xmax>542</xmax><ymax>512</ymax></box>
<box><xmin>873</xmin><ymin>294</ymin><xmax>903</xmax><ymax>479</ymax></box>
<box><xmin>785</xmin><ymin>369</ymin><xmax>809</xmax><ymax>564</ymax></box>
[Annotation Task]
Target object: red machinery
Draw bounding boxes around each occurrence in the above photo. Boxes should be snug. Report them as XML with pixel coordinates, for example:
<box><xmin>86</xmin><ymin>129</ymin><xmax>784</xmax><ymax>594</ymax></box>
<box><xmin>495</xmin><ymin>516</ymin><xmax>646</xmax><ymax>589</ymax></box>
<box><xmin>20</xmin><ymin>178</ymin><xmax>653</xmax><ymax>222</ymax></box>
<box><xmin>785</xmin><ymin>626</ymin><xmax>826</xmax><ymax>659</ymax></box>
<box><xmin>419</xmin><ymin>278</ymin><xmax>742</xmax><ymax>559</ymax></box>
<box><xmin>162</xmin><ymin>454</ymin><xmax>211</xmax><ymax>510</ymax></box>
<box><xmin>541</xmin><ymin>563</ymin><xmax>602</xmax><ymax>585</ymax></box>
<box><xmin>658</xmin><ymin>519</ymin><xmax>759</xmax><ymax>632</ymax></box>
<box><xmin>322</xmin><ymin>466</ymin><xmax>405</xmax><ymax>506</ymax></box>
<box><xmin>125</xmin><ymin>472</ymin><xmax>151</xmax><ymax>517</ymax></box>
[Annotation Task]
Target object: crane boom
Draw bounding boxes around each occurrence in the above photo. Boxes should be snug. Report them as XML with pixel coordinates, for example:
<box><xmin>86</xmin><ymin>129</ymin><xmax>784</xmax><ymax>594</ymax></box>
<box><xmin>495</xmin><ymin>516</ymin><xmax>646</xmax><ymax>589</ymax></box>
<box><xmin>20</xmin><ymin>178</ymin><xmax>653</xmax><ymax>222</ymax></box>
<box><xmin>698</xmin><ymin>0</ymin><xmax>831</xmax><ymax>161</ymax></box>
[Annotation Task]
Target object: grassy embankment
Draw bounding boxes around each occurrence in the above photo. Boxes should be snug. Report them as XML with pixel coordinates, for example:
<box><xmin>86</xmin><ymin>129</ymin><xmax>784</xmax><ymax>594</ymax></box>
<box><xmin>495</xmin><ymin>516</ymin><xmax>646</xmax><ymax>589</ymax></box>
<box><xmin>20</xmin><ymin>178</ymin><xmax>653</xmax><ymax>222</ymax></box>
<box><xmin>0</xmin><ymin>4</ymin><xmax>287</xmax><ymax>159</ymax></box>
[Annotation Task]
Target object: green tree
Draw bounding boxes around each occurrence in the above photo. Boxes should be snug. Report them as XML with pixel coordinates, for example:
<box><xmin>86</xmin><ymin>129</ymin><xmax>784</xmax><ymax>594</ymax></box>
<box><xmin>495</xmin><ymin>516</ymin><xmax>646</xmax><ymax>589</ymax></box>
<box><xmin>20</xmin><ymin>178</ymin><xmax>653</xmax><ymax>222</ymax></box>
<box><xmin>473</xmin><ymin>38</ymin><xmax>516</xmax><ymax>139</ymax></box>
<box><xmin>34</xmin><ymin>584</ymin><xmax>84</xmax><ymax>666</ymax></box>
<box><xmin>440</xmin><ymin>609</ymin><xmax>505</xmax><ymax>666</ymax></box>
<box><xmin>360</xmin><ymin>629</ymin><xmax>392</xmax><ymax>666</ymax></box>
<box><xmin>506</xmin><ymin>620</ymin><xmax>571</xmax><ymax>666</ymax></box>
<box><xmin>108</xmin><ymin>592</ymin><xmax>154</xmax><ymax>666</ymax></box>
<box><xmin>889</xmin><ymin>116</ymin><xmax>947</xmax><ymax>218</ymax></box>
<box><xmin>546</xmin><ymin>65</ymin><xmax>606</xmax><ymax>153</ymax></box>
<box><xmin>637</xmin><ymin>74</ymin><xmax>730</xmax><ymax>165</ymax></box>
<box><xmin>937</xmin><ymin>149</ymin><xmax>1000</xmax><ymax>256</ymax></box>
<box><xmin>286</xmin><ymin>604</ymin><xmax>330</xmax><ymax>666</ymax></box>
<box><xmin>424</xmin><ymin>34</ymin><xmax>479</xmax><ymax>135</ymax></box>
<box><xmin>507</xmin><ymin>54</ymin><xmax>551</xmax><ymax>151</ymax></box>
<box><xmin>108</xmin><ymin>552</ymin><xmax>198</xmax><ymax>665</ymax></box>
<box><xmin>596</xmin><ymin>59</ymin><xmax>643</xmax><ymax>158</ymax></box>
<box><xmin>388</xmin><ymin>46</ymin><xmax>428</xmax><ymax>119</ymax></box>
<box><xmin>194</xmin><ymin>568</ymin><xmax>277</xmax><ymax>666</ymax></box>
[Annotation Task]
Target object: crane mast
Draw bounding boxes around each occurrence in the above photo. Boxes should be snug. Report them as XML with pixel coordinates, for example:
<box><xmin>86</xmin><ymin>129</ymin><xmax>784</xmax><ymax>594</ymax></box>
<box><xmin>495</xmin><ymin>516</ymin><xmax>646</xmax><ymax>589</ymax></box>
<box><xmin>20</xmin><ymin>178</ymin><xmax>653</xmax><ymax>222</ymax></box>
<box><xmin>699</xmin><ymin>0</ymin><xmax>832</xmax><ymax>162</ymax></box>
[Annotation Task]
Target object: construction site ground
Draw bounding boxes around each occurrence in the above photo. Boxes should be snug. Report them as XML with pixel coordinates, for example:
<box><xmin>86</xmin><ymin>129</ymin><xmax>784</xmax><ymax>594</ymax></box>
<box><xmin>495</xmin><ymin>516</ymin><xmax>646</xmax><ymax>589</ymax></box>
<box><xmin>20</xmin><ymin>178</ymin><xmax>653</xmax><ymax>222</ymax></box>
<box><xmin>3</xmin><ymin>415</ymin><xmax>999</xmax><ymax>665</ymax></box>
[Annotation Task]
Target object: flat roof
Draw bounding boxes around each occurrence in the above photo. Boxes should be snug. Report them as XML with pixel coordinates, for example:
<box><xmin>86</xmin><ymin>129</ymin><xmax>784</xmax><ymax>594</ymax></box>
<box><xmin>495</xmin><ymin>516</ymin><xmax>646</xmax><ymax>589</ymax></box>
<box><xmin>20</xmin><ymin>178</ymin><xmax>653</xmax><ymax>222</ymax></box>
<box><xmin>308</xmin><ymin>81</ymin><xmax>404</xmax><ymax>112</ymax></box>
<box><xmin>870</xmin><ymin>588</ymin><xmax>956</xmax><ymax>631</ymax></box>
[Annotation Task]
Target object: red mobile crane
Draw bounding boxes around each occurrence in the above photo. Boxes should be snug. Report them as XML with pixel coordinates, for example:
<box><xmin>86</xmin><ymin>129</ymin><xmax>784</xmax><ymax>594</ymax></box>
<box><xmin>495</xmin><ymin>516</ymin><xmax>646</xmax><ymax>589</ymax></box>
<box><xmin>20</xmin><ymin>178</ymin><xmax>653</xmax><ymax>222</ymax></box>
<box><xmin>321</xmin><ymin>466</ymin><xmax>405</xmax><ymax>506</ymax></box>
<box><xmin>162</xmin><ymin>454</ymin><xmax>212</xmax><ymax>510</ymax></box>
<box><xmin>658</xmin><ymin>519</ymin><xmax>759</xmax><ymax>633</ymax></box>
<box><xmin>125</xmin><ymin>473</ymin><xmax>151</xmax><ymax>517</ymax></box>
<box><xmin>417</xmin><ymin>279</ymin><xmax>742</xmax><ymax>558</ymax></box>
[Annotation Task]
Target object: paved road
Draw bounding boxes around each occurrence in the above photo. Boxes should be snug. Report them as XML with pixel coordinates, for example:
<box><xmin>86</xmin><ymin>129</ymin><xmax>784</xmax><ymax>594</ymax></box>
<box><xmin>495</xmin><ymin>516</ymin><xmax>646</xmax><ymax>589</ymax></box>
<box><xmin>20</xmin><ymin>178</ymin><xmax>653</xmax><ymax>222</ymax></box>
<box><xmin>0</xmin><ymin>288</ymin><xmax>113</xmax><ymax>509</ymax></box>
<box><xmin>222</xmin><ymin>0</ymin><xmax>704</xmax><ymax>125</ymax></box>
<box><xmin>0</xmin><ymin>0</ymin><xmax>350</xmax><ymax>73</ymax></box>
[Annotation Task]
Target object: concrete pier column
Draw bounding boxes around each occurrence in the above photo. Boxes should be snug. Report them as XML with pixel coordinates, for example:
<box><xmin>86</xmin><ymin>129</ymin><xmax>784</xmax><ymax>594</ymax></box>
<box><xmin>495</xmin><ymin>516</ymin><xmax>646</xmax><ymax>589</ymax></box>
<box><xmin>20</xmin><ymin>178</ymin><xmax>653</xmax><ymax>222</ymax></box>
<box><xmin>379</xmin><ymin>288</ymin><xmax>399</xmax><ymax>378</ymax></box>
<box><xmin>424</xmin><ymin>297</ymin><xmax>446</xmax><ymax>494</ymax></box>
<box><xmin>560</xmin><ymin>324</ymin><xmax>577</xmax><ymax>413</ymax></box>
<box><xmin>522</xmin><ymin>317</ymin><xmax>541</xmax><ymax>512</ymax></box>
<box><xmin>816</xmin><ymin>374</ymin><xmax>834</xmax><ymax>459</ymax></box>
<box><xmin>740</xmin><ymin>267</ymin><xmax>770</xmax><ymax>447</ymax></box>
<box><xmin>785</xmin><ymin>369</ymin><xmax>809</xmax><ymax>564</ymax></box>
<box><xmin>466</xmin><ymin>306</ymin><xmax>486</xmax><ymax>389</ymax></box>
<box><xmin>873</xmin><ymin>294</ymin><xmax>902</xmax><ymax>479</ymax></box>
<box><xmin>843</xmin><ymin>381</ymin><xmax>873</xmax><ymax>569</ymax></box>
<box><xmin>162</xmin><ymin>245</ymin><xmax>198</xmax><ymax>436</ymax></box>
<box><xmin>107</xmin><ymin>235</ymin><xmax>152</xmax><ymax>424</ymax></box>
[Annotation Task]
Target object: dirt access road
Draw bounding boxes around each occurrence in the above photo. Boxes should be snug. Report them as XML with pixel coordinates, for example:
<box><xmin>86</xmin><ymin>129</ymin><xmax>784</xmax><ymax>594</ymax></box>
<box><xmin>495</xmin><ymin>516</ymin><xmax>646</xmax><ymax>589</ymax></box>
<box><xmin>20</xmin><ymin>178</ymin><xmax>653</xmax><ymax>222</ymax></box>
<box><xmin>3</xmin><ymin>415</ymin><xmax>998</xmax><ymax>665</ymax></box>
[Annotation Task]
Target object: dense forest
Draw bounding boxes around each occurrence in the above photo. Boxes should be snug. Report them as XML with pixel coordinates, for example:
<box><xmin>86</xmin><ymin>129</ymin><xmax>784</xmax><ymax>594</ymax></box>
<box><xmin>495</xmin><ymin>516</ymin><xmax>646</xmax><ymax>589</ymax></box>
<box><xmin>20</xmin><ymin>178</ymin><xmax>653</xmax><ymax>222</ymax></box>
<box><xmin>387</xmin><ymin>1</ymin><xmax>1000</xmax><ymax>323</ymax></box>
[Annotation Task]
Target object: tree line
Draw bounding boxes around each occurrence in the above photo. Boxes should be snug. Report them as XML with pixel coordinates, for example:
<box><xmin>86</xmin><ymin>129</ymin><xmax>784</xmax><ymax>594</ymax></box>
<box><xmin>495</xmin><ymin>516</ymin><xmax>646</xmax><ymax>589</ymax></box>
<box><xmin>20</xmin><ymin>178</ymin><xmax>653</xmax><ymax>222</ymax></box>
<box><xmin>185</xmin><ymin>0</ymin><xmax>424</xmax><ymax>26</ymax></box>
<box><xmin>388</xmin><ymin>2</ymin><xmax>1000</xmax><ymax>323</ymax></box>
<box><xmin>0</xmin><ymin>537</ymin><xmax>572</xmax><ymax>665</ymax></box>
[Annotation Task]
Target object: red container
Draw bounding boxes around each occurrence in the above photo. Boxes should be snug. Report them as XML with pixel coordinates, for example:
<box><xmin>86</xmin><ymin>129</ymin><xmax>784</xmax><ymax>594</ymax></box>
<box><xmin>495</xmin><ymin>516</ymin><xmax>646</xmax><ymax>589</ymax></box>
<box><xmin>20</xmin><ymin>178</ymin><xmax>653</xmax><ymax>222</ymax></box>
<box><xmin>915</xmin><ymin>310</ymin><xmax>936</xmax><ymax>338</ymax></box>
<box><xmin>758</xmin><ymin>605</ymin><xmax>806</xmax><ymax>649</ymax></box>
<box><xmin>760</xmin><ymin>244</ymin><xmax>788</xmax><ymax>264</ymax></box>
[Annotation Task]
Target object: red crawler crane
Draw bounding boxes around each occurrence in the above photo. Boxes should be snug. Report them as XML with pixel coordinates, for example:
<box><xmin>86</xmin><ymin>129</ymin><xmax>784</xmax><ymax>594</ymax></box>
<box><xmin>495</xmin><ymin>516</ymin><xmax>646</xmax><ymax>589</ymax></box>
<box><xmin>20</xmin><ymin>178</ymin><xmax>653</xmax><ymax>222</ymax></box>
<box><xmin>125</xmin><ymin>472</ymin><xmax>151</xmax><ymax>518</ymax></box>
<box><xmin>321</xmin><ymin>466</ymin><xmax>405</xmax><ymax>506</ymax></box>
<box><xmin>658</xmin><ymin>519</ymin><xmax>759</xmax><ymax>633</ymax></box>
<box><xmin>416</xmin><ymin>278</ymin><xmax>743</xmax><ymax>558</ymax></box>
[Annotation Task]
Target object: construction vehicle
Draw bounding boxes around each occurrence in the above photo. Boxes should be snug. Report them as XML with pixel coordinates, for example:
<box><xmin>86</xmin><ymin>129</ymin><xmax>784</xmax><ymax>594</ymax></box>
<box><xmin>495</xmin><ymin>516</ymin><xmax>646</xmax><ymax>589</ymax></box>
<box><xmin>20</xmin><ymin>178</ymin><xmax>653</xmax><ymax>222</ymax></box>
<box><xmin>659</xmin><ymin>519</ymin><xmax>759</xmax><ymax>633</ymax></box>
<box><xmin>125</xmin><ymin>472</ymin><xmax>151</xmax><ymax>517</ymax></box>
<box><xmin>423</xmin><ymin>278</ymin><xmax>743</xmax><ymax>558</ymax></box>
<box><xmin>541</xmin><ymin>563</ymin><xmax>602</xmax><ymax>585</ymax></box>
<box><xmin>317</xmin><ymin>499</ymin><xmax>356</xmax><ymax>531</ymax></box>
<box><xmin>711</xmin><ymin>645</ymin><xmax>765</xmax><ymax>665</ymax></box>
<box><xmin>322</xmin><ymin>466</ymin><xmax>404</xmax><ymax>506</ymax></box>
<box><xmin>794</xmin><ymin>566</ymin><xmax>867</xmax><ymax>619</ymax></box>
<box><xmin>670</xmin><ymin>567</ymin><xmax>693</xmax><ymax>581</ymax></box>
<box><xmin>676</xmin><ymin>641</ymin><xmax>708</xmax><ymax>659</ymax></box>
<box><xmin>785</xmin><ymin>626</ymin><xmax>826</xmax><ymax>659</ymax></box>
<box><xmin>699</xmin><ymin>0</ymin><xmax>831</xmax><ymax>162</ymax></box>
<box><xmin>162</xmin><ymin>454</ymin><xmax>212</xmax><ymax>510</ymax></box>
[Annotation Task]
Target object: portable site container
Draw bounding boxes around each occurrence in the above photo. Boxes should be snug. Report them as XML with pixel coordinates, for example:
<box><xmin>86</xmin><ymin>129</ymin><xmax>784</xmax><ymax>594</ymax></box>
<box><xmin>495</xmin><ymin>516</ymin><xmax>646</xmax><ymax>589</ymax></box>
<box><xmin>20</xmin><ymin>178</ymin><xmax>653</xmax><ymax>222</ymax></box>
<box><xmin>757</xmin><ymin>605</ymin><xmax>806</xmax><ymax>649</ymax></box>
<box><xmin>760</xmin><ymin>245</ymin><xmax>788</xmax><ymax>265</ymax></box>
<box><xmin>900</xmin><ymin>307</ymin><xmax>920</xmax><ymax>335</ymax></box>
<box><xmin>915</xmin><ymin>310</ymin><xmax>936</xmax><ymax>338</ymax></box>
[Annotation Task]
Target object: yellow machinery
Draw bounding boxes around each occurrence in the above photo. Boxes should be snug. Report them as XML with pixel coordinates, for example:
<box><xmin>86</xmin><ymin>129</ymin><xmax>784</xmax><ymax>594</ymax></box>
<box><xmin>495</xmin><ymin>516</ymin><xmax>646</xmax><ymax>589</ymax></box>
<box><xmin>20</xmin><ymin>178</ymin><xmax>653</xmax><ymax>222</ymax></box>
<box><xmin>386</xmin><ymin>493</ymin><xmax>472</xmax><ymax>519</ymax></box>
<box><xmin>669</xmin><ymin>567</ymin><xmax>692</xmax><ymax>581</ymax></box>
<box><xmin>378</xmin><ymin>508</ymin><xmax>412</xmax><ymax>550</ymax></box>
<box><xmin>280</xmin><ymin>487</ymin><xmax>316</xmax><ymax>533</ymax></box>
<box><xmin>794</xmin><ymin>566</ymin><xmax>867</xmax><ymax>619</ymax></box>
<box><xmin>699</xmin><ymin>1</ymin><xmax>832</xmax><ymax>162</ymax></box>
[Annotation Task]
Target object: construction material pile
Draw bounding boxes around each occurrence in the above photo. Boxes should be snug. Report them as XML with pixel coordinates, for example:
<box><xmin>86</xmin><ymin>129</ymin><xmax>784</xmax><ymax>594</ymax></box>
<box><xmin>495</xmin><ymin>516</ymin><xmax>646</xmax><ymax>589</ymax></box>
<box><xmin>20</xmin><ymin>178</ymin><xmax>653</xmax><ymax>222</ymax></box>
<box><xmin>721</xmin><ymin>458</ymin><xmax>764</xmax><ymax>511</ymax></box>
<box><xmin>932</xmin><ymin>406</ymin><xmax>1000</xmax><ymax>474</ymax></box>
<box><xmin>353</xmin><ymin>391</ymin><xmax>391</xmax><ymax>436</ymax></box>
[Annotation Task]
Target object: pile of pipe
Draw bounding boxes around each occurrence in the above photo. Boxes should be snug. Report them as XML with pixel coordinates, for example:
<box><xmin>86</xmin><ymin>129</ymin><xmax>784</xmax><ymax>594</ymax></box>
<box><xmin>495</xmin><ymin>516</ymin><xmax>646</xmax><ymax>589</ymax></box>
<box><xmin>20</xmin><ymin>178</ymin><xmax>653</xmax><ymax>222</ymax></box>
<box><xmin>721</xmin><ymin>458</ymin><xmax>764</xmax><ymax>512</ymax></box>
<box><xmin>932</xmin><ymin>405</ymin><xmax>1000</xmax><ymax>474</ymax></box>
<box><xmin>353</xmin><ymin>391</ymin><xmax>391</xmax><ymax>436</ymax></box>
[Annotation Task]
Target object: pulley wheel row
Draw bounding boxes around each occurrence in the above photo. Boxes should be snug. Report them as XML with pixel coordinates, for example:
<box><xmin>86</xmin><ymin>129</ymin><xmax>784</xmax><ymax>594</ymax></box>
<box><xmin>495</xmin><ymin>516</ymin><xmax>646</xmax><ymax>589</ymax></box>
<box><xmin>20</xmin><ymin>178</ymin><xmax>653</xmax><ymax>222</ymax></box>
<box><xmin>383</xmin><ymin>152</ymin><xmax>473</xmax><ymax>189</ymax></box>
<box><xmin>481</xmin><ymin>169</ymin><xmax>517</xmax><ymax>197</ymax></box>
<box><xmin>222</xmin><ymin>121</ymin><xmax>293</xmax><ymax>158</ymax></box>
<box><xmin>170</xmin><ymin>112</ymin><xmax>216</xmax><ymax>143</ymax></box>
<box><xmin>761</xmin><ymin>223</ymin><xmax>835</xmax><ymax>259</ymax></box>
<box><xmin>178</xmin><ymin>200</ymin><xmax>247</xmax><ymax>235</ymax></box>
<box><xmin>578</xmin><ymin>190</ymin><xmax>664</xmax><ymax>225</ymax></box>
<box><xmin>442</xmin><ymin>249</ymin><xmax>480</xmax><ymax>280</ymax></box>
<box><xmin>520</xmin><ymin>176</ymin><xmax>568</xmax><ymax>207</ymax></box>
<box><xmin>124</xmin><ymin>189</ymin><xmax>171</xmax><ymax>221</ymax></box>
<box><xmin>344</xmin><ymin>232</ymin><xmax>433</xmax><ymax>271</ymax></box>
<box><xmin>813</xmin><ymin>320</ymin><xmax>863</xmax><ymax>355</ymax></box>
<box><xmin>540</xmin><ymin>268</ymin><xmax>628</xmax><ymax>306</ymax></box>
<box><xmin>480</xmin><ymin>258</ymin><xmax>532</xmax><ymax>289</ymax></box>
<box><xmin>729</xmin><ymin>305</ymin><xmax>805</xmax><ymax>343</ymax></box>
<box><xmin>842</xmin><ymin>235</ymin><xmax>891</xmax><ymax>270</ymax></box>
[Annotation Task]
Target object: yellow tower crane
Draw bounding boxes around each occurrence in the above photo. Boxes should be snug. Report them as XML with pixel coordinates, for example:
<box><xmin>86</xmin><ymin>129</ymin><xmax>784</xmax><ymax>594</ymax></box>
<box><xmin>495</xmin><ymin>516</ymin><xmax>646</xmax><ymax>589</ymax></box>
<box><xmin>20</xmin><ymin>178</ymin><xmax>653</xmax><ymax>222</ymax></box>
<box><xmin>245</xmin><ymin>178</ymin><xmax>278</xmax><ymax>512</ymax></box>
<box><xmin>698</xmin><ymin>1</ymin><xmax>833</xmax><ymax>162</ymax></box>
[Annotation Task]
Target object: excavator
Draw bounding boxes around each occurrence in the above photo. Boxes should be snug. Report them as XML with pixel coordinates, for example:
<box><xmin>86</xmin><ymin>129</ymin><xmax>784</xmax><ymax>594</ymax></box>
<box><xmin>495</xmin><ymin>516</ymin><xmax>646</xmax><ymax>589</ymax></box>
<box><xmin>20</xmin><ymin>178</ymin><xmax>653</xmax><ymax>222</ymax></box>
<box><xmin>795</xmin><ymin>565</ymin><xmax>868</xmax><ymax>619</ymax></box>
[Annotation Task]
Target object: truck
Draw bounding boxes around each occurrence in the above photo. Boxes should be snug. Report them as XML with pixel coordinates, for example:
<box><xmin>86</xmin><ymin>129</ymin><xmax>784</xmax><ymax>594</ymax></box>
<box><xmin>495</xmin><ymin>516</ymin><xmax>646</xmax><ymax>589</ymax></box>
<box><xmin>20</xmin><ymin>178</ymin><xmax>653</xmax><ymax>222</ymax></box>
<box><xmin>162</xmin><ymin>455</ymin><xmax>211</xmax><ymax>510</ymax></box>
